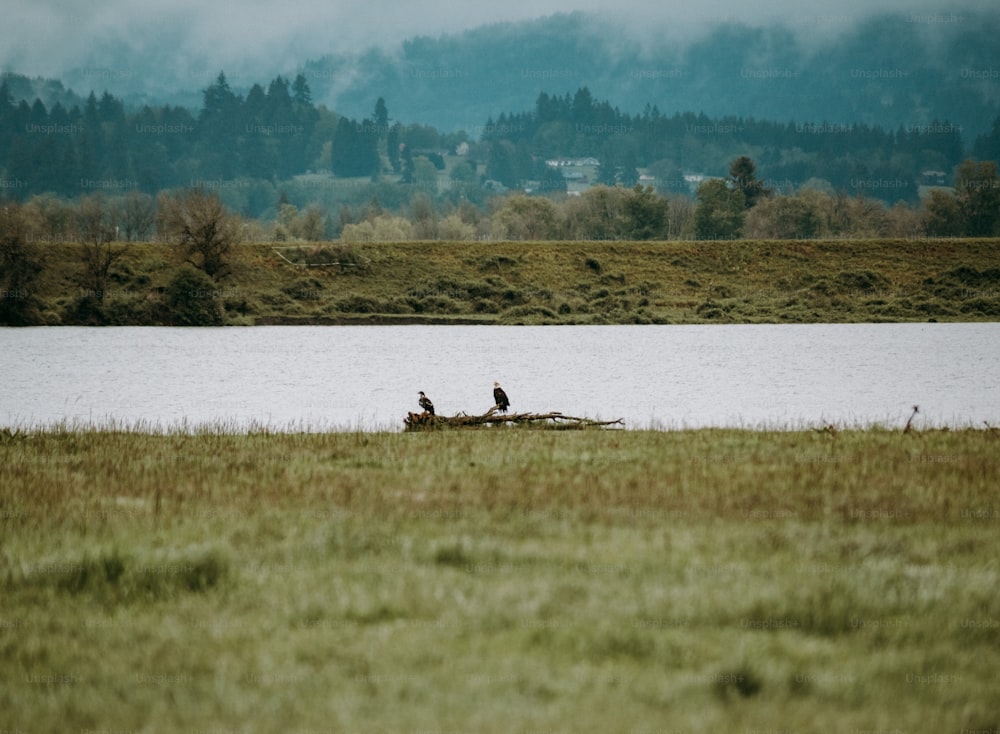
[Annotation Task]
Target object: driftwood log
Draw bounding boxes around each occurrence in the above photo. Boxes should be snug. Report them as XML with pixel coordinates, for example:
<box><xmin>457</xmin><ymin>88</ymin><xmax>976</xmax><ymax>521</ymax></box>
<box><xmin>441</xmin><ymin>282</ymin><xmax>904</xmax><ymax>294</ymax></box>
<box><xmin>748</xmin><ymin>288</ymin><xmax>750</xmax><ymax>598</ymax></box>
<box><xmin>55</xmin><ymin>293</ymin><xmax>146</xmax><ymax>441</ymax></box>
<box><xmin>404</xmin><ymin>406</ymin><xmax>624</xmax><ymax>431</ymax></box>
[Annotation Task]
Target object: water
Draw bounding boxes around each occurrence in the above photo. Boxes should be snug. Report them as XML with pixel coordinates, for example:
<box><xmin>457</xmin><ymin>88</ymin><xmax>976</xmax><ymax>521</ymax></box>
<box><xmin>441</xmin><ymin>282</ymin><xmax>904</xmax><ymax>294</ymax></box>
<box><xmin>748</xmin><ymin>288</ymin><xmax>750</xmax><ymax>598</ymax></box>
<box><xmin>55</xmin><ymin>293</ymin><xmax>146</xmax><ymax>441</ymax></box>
<box><xmin>1</xmin><ymin>324</ymin><xmax>998</xmax><ymax>431</ymax></box>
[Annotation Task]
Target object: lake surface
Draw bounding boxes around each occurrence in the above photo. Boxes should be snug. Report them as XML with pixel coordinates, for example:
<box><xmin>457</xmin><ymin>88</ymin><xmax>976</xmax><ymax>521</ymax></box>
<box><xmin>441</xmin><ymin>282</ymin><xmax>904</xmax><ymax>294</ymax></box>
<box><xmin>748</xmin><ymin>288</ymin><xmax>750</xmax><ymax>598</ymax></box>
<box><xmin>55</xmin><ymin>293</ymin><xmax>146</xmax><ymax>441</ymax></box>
<box><xmin>1</xmin><ymin>324</ymin><xmax>998</xmax><ymax>431</ymax></box>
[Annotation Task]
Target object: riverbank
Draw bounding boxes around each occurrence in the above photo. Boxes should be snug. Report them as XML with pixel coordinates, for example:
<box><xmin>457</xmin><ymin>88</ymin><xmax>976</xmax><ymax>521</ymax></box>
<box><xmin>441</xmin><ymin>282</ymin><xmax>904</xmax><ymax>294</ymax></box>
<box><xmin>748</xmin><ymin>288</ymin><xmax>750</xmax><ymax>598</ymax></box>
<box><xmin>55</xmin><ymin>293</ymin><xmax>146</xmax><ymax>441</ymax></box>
<box><xmin>20</xmin><ymin>237</ymin><xmax>1000</xmax><ymax>325</ymax></box>
<box><xmin>2</xmin><ymin>427</ymin><xmax>997</xmax><ymax>731</ymax></box>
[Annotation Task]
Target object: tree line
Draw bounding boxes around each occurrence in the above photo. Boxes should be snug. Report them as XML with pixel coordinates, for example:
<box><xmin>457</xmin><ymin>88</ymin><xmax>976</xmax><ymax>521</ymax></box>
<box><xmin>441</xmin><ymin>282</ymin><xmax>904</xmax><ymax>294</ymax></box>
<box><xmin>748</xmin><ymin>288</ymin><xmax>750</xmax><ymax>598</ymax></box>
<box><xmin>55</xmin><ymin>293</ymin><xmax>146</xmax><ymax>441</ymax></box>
<box><xmin>480</xmin><ymin>87</ymin><xmax>996</xmax><ymax>203</ymax></box>
<box><xmin>4</xmin><ymin>71</ymin><xmax>1000</xmax><ymax>209</ymax></box>
<box><xmin>3</xmin><ymin>152</ymin><xmax>998</xmax><ymax>252</ymax></box>
<box><xmin>0</xmin><ymin>72</ymin><xmax>467</xmax><ymax>201</ymax></box>
<box><xmin>3</xmin><ymin>157</ymin><xmax>999</xmax><ymax>326</ymax></box>
<box><xmin>3</xmin><ymin>72</ymin><xmax>1000</xmax><ymax>252</ymax></box>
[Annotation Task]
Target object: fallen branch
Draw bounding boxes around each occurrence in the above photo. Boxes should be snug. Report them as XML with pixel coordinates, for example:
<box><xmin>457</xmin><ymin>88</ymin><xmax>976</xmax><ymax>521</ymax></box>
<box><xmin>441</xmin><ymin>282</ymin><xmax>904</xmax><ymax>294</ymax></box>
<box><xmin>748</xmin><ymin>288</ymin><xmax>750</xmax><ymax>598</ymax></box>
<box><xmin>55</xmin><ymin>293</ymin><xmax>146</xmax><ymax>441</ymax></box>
<box><xmin>404</xmin><ymin>408</ymin><xmax>624</xmax><ymax>431</ymax></box>
<box><xmin>271</xmin><ymin>245</ymin><xmax>372</xmax><ymax>270</ymax></box>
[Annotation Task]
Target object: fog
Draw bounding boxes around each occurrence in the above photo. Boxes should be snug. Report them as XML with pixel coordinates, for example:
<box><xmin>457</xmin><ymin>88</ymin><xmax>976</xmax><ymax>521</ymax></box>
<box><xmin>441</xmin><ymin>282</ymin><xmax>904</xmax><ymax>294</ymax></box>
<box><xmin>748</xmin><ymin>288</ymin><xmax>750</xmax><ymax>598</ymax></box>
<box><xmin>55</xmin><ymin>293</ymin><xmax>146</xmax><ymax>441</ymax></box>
<box><xmin>4</xmin><ymin>0</ymin><xmax>994</xmax><ymax>84</ymax></box>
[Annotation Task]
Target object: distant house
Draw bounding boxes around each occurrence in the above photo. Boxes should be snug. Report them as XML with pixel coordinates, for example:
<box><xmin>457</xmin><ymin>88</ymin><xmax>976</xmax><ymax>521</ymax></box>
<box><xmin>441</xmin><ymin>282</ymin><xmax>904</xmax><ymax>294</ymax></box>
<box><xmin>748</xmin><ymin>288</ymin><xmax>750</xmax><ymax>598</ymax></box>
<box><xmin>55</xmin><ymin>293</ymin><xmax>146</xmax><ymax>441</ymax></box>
<box><xmin>545</xmin><ymin>157</ymin><xmax>600</xmax><ymax>168</ymax></box>
<box><xmin>920</xmin><ymin>170</ymin><xmax>947</xmax><ymax>186</ymax></box>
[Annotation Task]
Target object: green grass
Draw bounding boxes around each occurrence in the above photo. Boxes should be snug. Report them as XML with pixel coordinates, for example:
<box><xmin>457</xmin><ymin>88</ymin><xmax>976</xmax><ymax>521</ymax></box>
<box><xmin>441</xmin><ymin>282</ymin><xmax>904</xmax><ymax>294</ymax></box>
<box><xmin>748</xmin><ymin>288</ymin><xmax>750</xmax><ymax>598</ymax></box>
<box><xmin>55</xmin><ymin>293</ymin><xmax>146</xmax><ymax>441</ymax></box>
<box><xmin>2</xmin><ymin>427</ymin><xmax>999</xmax><ymax>732</ymax></box>
<box><xmin>25</xmin><ymin>237</ymin><xmax>1000</xmax><ymax>325</ymax></box>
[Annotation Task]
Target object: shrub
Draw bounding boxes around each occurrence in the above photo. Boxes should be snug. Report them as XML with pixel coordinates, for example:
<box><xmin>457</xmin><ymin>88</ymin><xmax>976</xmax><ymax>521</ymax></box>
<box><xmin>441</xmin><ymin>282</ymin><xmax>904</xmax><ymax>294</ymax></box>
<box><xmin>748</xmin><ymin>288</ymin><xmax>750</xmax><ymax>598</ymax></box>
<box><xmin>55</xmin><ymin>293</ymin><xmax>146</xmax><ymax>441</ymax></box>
<box><xmin>336</xmin><ymin>295</ymin><xmax>382</xmax><ymax>314</ymax></box>
<box><xmin>165</xmin><ymin>265</ymin><xmax>224</xmax><ymax>326</ymax></box>
<box><xmin>0</xmin><ymin>205</ymin><xmax>45</xmax><ymax>325</ymax></box>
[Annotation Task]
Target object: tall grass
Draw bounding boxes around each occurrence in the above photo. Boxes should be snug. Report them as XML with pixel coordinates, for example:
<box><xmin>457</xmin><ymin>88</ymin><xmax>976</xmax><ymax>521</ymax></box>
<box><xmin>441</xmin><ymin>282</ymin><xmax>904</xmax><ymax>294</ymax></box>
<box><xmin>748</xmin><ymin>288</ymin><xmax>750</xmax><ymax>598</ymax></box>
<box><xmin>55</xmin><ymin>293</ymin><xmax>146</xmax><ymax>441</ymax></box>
<box><xmin>1</xmin><ymin>428</ymin><xmax>998</xmax><ymax>732</ymax></box>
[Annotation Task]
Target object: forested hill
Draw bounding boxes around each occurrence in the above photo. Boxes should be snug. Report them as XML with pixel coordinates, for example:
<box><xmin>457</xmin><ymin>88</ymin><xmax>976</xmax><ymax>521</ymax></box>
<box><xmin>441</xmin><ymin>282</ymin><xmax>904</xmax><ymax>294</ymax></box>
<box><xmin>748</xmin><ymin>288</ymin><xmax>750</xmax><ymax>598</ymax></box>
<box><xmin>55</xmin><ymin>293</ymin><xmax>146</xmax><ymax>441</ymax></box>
<box><xmin>3</xmin><ymin>67</ymin><xmax>1000</xmax><ymax>208</ymax></box>
<box><xmin>302</xmin><ymin>10</ymin><xmax>1000</xmax><ymax>137</ymax></box>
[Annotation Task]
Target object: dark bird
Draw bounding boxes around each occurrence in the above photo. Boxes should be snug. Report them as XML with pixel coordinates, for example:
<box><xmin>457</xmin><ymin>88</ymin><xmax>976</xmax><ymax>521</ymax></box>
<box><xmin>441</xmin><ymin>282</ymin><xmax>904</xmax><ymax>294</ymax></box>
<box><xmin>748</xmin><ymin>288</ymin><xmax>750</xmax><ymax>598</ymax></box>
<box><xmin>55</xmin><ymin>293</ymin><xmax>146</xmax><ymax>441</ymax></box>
<box><xmin>493</xmin><ymin>382</ymin><xmax>510</xmax><ymax>413</ymax></box>
<box><xmin>418</xmin><ymin>391</ymin><xmax>435</xmax><ymax>415</ymax></box>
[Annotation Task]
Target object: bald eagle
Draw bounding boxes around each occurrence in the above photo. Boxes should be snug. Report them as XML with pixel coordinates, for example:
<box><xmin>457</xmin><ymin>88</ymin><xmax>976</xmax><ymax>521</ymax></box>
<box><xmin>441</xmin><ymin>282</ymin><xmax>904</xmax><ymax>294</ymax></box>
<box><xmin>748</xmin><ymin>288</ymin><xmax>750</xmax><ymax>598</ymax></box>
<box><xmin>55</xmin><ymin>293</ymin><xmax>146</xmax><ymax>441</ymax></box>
<box><xmin>493</xmin><ymin>382</ymin><xmax>510</xmax><ymax>413</ymax></box>
<box><xmin>418</xmin><ymin>391</ymin><xmax>435</xmax><ymax>415</ymax></box>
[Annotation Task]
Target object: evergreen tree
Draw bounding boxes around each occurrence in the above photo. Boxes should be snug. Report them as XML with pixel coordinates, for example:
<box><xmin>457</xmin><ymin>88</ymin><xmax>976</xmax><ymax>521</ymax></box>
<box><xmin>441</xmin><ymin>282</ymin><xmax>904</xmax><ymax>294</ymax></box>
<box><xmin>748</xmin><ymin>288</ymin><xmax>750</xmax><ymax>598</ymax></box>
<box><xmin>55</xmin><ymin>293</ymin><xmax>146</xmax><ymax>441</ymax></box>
<box><xmin>198</xmin><ymin>72</ymin><xmax>242</xmax><ymax>179</ymax></box>
<box><xmin>374</xmin><ymin>97</ymin><xmax>389</xmax><ymax>139</ymax></box>
<box><xmin>331</xmin><ymin>117</ymin><xmax>379</xmax><ymax>178</ymax></box>
<box><xmin>387</xmin><ymin>123</ymin><xmax>402</xmax><ymax>173</ymax></box>
<box><xmin>973</xmin><ymin>117</ymin><xmax>1000</xmax><ymax>168</ymax></box>
<box><xmin>485</xmin><ymin>141</ymin><xmax>518</xmax><ymax>189</ymax></box>
<box><xmin>692</xmin><ymin>179</ymin><xmax>746</xmax><ymax>239</ymax></box>
<box><xmin>572</xmin><ymin>87</ymin><xmax>594</xmax><ymax>126</ymax></box>
<box><xmin>624</xmin><ymin>185</ymin><xmax>670</xmax><ymax>239</ymax></box>
<box><xmin>400</xmin><ymin>142</ymin><xmax>415</xmax><ymax>184</ymax></box>
<box><xmin>291</xmin><ymin>74</ymin><xmax>312</xmax><ymax>106</ymax></box>
<box><xmin>728</xmin><ymin>156</ymin><xmax>771</xmax><ymax>209</ymax></box>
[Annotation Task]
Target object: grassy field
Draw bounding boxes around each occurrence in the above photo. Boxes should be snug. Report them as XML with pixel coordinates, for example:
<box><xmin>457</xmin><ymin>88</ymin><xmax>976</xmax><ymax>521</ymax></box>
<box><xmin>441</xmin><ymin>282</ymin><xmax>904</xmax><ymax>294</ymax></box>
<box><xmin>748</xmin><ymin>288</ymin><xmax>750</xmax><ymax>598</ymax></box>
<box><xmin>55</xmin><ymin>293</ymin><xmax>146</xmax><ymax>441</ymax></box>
<box><xmin>25</xmin><ymin>237</ymin><xmax>1000</xmax><ymax>325</ymax></box>
<box><xmin>2</xmin><ymin>426</ymin><xmax>998</xmax><ymax>732</ymax></box>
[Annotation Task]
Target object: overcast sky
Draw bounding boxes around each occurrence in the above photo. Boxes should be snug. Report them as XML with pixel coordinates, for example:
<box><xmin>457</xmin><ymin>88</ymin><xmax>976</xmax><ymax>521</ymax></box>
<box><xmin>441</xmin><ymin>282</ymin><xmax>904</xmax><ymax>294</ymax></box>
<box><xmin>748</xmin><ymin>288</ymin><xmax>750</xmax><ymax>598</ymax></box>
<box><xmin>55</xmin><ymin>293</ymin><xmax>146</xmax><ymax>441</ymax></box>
<box><xmin>3</xmin><ymin>0</ymin><xmax>995</xmax><ymax>81</ymax></box>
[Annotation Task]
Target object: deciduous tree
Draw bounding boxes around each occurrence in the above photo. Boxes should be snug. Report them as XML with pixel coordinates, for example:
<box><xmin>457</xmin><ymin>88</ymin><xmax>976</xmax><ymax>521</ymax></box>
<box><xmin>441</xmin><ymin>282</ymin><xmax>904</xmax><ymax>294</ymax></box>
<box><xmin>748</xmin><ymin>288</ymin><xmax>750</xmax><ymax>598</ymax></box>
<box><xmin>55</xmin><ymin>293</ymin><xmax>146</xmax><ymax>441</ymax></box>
<box><xmin>157</xmin><ymin>189</ymin><xmax>240</xmax><ymax>279</ymax></box>
<box><xmin>76</xmin><ymin>194</ymin><xmax>126</xmax><ymax>302</ymax></box>
<box><xmin>744</xmin><ymin>194</ymin><xmax>821</xmax><ymax>239</ymax></box>
<box><xmin>117</xmin><ymin>190</ymin><xmax>156</xmax><ymax>242</ymax></box>
<box><xmin>954</xmin><ymin>159</ymin><xmax>1000</xmax><ymax>236</ymax></box>
<box><xmin>491</xmin><ymin>194</ymin><xmax>561</xmax><ymax>240</ymax></box>
<box><xmin>0</xmin><ymin>202</ymin><xmax>45</xmax><ymax>325</ymax></box>
<box><xmin>922</xmin><ymin>190</ymin><xmax>963</xmax><ymax>236</ymax></box>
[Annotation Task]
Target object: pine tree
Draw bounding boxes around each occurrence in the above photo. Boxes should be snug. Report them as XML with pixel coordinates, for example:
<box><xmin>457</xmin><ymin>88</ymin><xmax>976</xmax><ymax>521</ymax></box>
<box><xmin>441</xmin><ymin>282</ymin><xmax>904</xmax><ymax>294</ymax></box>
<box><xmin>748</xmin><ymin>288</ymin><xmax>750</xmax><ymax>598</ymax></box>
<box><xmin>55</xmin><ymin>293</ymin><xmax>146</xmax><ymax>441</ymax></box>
<box><xmin>728</xmin><ymin>156</ymin><xmax>771</xmax><ymax>209</ymax></box>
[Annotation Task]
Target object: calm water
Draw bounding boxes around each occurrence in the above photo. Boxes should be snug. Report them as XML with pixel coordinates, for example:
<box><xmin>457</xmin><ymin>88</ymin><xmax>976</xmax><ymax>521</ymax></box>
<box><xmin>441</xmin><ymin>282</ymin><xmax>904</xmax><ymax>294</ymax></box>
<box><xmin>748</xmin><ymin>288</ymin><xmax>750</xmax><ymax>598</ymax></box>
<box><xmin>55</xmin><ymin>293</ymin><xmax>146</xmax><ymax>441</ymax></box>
<box><xmin>1</xmin><ymin>324</ymin><xmax>998</xmax><ymax>431</ymax></box>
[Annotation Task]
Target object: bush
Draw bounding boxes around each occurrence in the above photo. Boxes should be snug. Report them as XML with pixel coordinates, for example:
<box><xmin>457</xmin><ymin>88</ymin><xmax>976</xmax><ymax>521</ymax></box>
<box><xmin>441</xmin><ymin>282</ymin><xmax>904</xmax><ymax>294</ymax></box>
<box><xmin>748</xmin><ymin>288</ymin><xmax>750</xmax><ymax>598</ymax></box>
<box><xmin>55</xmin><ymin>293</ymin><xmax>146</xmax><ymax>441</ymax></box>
<box><xmin>503</xmin><ymin>305</ymin><xmax>558</xmax><ymax>321</ymax></box>
<box><xmin>0</xmin><ymin>205</ymin><xmax>45</xmax><ymax>325</ymax></box>
<box><xmin>165</xmin><ymin>265</ymin><xmax>224</xmax><ymax>326</ymax></box>
<box><xmin>282</xmin><ymin>277</ymin><xmax>325</xmax><ymax>301</ymax></box>
<box><xmin>336</xmin><ymin>295</ymin><xmax>382</xmax><ymax>314</ymax></box>
<box><xmin>340</xmin><ymin>216</ymin><xmax>413</xmax><ymax>243</ymax></box>
<box><xmin>102</xmin><ymin>293</ymin><xmax>154</xmax><ymax>325</ymax></box>
<box><xmin>408</xmin><ymin>295</ymin><xmax>463</xmax><ymax>314</ymax></box>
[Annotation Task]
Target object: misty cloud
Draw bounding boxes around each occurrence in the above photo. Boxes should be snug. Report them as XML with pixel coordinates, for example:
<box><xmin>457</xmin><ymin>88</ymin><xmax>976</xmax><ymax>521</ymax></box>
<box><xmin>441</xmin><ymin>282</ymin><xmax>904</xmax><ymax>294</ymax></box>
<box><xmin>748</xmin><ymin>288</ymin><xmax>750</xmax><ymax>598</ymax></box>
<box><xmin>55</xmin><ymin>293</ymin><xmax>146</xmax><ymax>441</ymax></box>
<box><xmin>4</xmin><ymin>0</ymin><xmax>995</xmax><ymax>85</ymax></box>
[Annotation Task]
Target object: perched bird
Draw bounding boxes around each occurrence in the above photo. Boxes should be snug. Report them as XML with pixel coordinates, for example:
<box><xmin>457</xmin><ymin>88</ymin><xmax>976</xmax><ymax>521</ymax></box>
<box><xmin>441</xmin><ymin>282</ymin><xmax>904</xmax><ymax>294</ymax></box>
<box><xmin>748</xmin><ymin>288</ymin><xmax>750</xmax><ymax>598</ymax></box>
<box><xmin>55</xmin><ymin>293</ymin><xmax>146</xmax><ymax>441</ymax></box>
<box><xmin>418</xmin><ymin>391</ymin><xmax>435</xmax><ymax>415</ymax></box>
<box><xmin>493</xmin><ymin>382</ymin><xmax>510</xmax><ymax>413</ymax></box>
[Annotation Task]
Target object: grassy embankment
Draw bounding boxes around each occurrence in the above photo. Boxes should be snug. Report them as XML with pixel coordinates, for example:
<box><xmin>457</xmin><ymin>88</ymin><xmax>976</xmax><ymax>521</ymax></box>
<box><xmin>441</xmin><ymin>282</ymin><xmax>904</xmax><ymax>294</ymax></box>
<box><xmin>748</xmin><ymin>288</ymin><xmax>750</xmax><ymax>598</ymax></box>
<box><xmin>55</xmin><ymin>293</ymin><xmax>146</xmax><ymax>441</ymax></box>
<box><xmin>2</xmin><ymin>427</ymin><xmax>998</xmax><ymax>732</ymax></box>
<box><xmin>28</xmin><ymin>237</ymin><xmax>1000</xmax><ymax>324</ymax></box>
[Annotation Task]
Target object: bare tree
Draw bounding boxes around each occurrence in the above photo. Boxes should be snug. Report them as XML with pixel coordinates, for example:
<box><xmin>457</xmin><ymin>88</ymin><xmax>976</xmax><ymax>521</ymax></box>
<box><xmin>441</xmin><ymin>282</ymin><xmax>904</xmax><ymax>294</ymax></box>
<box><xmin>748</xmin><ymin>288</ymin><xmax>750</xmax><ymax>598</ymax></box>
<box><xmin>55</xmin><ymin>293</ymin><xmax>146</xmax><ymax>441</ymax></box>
<box><xmin>157</xmin><ymin>188</ymin><xmax>240</xmax><ymax>279</ymax></box>
<box><xmin>667</xmin><ymin>196</ymin><xmax>694</xmax><ymax>239</ymax></box>
<box><xmin>76</xmin><ymin>194</ymin><xmax>126</xmax><ymax>302</ymax></box>
<box><xmin>117</xmin><ymin>190</ymin><xmax>156</xmax><ymax>242</ymax></box>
